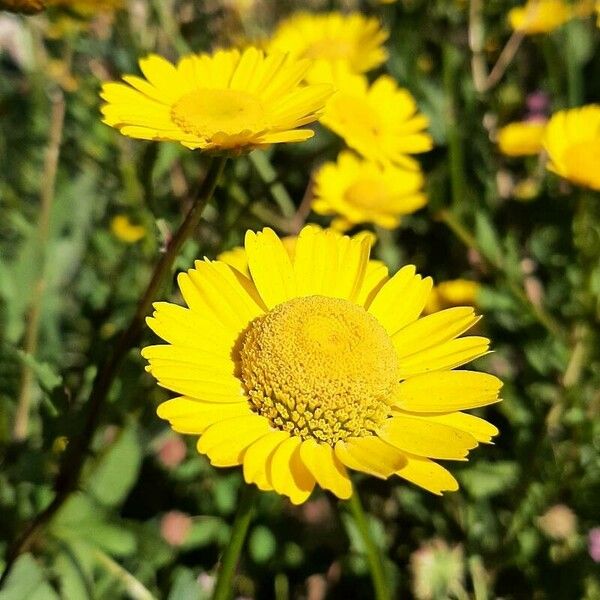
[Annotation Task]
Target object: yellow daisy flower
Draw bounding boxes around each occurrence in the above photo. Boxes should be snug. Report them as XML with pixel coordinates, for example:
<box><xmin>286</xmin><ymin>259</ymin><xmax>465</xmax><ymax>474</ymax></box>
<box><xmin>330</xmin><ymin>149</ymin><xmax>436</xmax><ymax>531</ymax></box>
<box><xmin>143</xmin><ymin>226</ymin><xmax>501</xmax><ymax>504</ymax></box>
<box><xmin>268</xmin><ymin>12</ymin><xmax>388</xmax><ymax>75</ymax></box>
<box><xmin>100</xmin><ymin>47</ymin><xmax>333</xmax><ymax>154</ymax></box>
<box><xmin>496</xmin><ymin>120</ymin><xmax>546</xmax><ymax>157</ymax></box>
<box><xmin>425</xmin><ymin>279</ymin><xmax>480</xmax><ymax>314</ymax></box>
<box><xmin>313</xmin><ymin>151</ymin><xmax>427</xmax><ymax>230</ymax></box>
<box><xmin>543</xmin><ymin>105</ymin><xmax>600</xmax><ymax>191</ymax></box>
<box><xmin>508</xmin><ymin>0</ymin><xmax>571</xmax><ymax>34</ymax></box>
<box><xmin>313</xmin><ymin>64</ymin><xmax>433</xmax><ymax>170</ymax></box>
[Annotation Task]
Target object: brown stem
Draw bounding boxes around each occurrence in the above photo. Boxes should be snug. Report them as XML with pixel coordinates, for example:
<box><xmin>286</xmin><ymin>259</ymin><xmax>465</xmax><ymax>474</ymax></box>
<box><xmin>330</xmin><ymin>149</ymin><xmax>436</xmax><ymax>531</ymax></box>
<box><xmin>0</xmin><ymin>156</ymin><xmax>227</xmax><ymax>585</ymax></box>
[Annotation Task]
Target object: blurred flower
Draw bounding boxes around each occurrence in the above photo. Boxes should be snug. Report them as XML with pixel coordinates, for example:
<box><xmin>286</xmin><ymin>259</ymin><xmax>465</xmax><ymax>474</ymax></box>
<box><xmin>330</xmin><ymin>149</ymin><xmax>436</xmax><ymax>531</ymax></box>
<box><xmin>410</xmin><ymin>539</ymin><xmax>466</xmax><ymax>600</ymax></box>
<box><xmin>268</xmin><ymin>12</ymin><xmax>387</xmax><ymax>75</ymax></box>
<box><xmin>47</xmin><ymin>59</ymin><xmax>78</xmax><ymax>92</ymax></box>
<box><xmin>51</xmin><ymin>435</ymin><xmax>68</xmax><ymax>454</ymax></box>
<box><xmin>513</xmin><ymin>177</ymin><xmax>541</xmax><ymax>201</ymax></box>
<box><xmin>526</xmin><ymin>90</ymin><xmax>550</xmax><ymax>117</ymax></box>
<box><xmin>588</xmin><ymin>527</ymin><xmax>600</xmax><ymax>562</ymax></box>
<box><xmin>312</xmin><ymin>151</ymin><xmax>427</xmax><ymax>230</ymax></box>
<box><xmin>509</xmin><ymin>0</ymin><xmax>572</xmax><ymax>34</ymax></box>
<box><xmin>101</xmin><ymin>47</ymin><xmax>333</xmax><ymax>154</ymax></box>
<box><xmin>497</xmin><ymin>121</ymin><xmax>546</xmax><ymax>157</ymax></box>
<box><xmin>156</xmin><ymin>435</ymin><xmax>187</xmax><ymax>468</ymax></box>
<box><xmin>425</xmin><ymin>279</ymin><xmax>480</xmax><ymax>313</ymax></box>
<box><xmin>543</xmin><ymin>104</ymin><xmax>600</xmax><ymax>191</ymax></box>
<box><xmin>143</xmin><ymin>225</ymin><xmax>501</xmax><ymax>504</ymax></box>
<box><xmin>47</xmin><ymin>0</ymin><xmax>123</xmax><ymax>15</ymax></box>
<box><xmin>110</xmin><ymin>215</ymin><xmax>146</xmax><ymax>243</ymax></box>
<box><xmin>160</xmin><ymin>511</ymin><xmax>192</xmax><ymax>546</ymax></box>
<box><xmin>312</xmin><ymin>64</ymin><xmax>433</xmax><ymax>170</ymax></box>
<box><xmin>0</xmin><ymin>14</ymin><xmax>31</xmax><ymax>68</ymax></box>
<box><xmin>537</xmin><ymin>504</ymin><xmax>577</xmax><ymax>540</ymax></box>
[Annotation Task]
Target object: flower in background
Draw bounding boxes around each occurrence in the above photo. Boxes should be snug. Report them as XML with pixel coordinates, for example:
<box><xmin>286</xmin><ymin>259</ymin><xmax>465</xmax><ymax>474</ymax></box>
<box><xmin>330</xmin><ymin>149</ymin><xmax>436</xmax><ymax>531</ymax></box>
<box><xmin>543</xmin><ymin>105</ymin><xmax>600</xmax><ymax>191</ymax></box>
<box><xmin>425</xmin><ymin>279</ymin><xmax>480</xmax><ymax>314</ymax></box>
<box><xmin>101</xmin><ymin>47</ymin><xmax>333</xmax><ymax>154</ymax></box>
<box><xmin>410</xmin><ymin>539</ymin><xmax>466</xmax><ymax>600</ymax></box>
<box><xmin>497</xmin><ymin>121</ymin><xmax>546</xmax><ymax>157</ymax></box>
<box><xmin>110</xmin><ymin>215</ymin><xmax>146</xmax><ymax>243</ymax></box>
<box><xmin>313</xmin><ymin>151</ymin><xmax>427</xmax><ymax>230</ymax></box>
<box><xmin>509</xmin><ymin>0</ymin><xmax>572</xmax><ymax>34</ymax></box>
<box><xmin>312</xmin><ymin>64</ymin><xmax>433</xmax><ymax>170</ymax></box>
<box><xmin>160</xmin><ymin>511</ymin><xmax>192</xmax><ymax>546</ymax></box>
<box><xmin>143</xmin><ymin>225</ymin><xmax>501</xmax><ymax>504</ymax></box>
<box><xmin>537</xmin><ymin>504</ymin><xmax>578</xmax><ymax>540</ymax></box>
<box><xmin>268</xmin><ymin>12</ymin><xmax>388</xmax><ymax>75</ymax></box>
<box><xmin>588</xmin><ymin>527</ymin><xmax>600</xmax><ymax>562</ymax></box>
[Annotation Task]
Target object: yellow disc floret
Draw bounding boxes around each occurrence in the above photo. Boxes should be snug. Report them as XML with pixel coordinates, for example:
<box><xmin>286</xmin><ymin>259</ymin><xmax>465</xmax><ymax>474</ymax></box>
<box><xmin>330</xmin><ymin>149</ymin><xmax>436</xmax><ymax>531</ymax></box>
<box><xmin>239</xmin><ymin>295</ymin><xmax>398</xmax><ymax>445</ymax></box>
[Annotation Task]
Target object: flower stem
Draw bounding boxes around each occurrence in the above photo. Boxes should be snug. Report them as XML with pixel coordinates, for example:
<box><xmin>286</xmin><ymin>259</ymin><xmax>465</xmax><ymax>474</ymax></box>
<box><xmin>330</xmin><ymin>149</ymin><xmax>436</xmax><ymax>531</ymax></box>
<box><xmin>0</xmin><ymin>155</ymin><xmax>227</xmax><ymax>585</ymax></box>
<box><xmin>345</xmin><ymin>490</ymin><xmax>392</xmax><ymax>600</ymax></box>
<box><xmin>212</xmin><ymin>485</ymin><xmax>257</xmax><ymax>600</ymax></box>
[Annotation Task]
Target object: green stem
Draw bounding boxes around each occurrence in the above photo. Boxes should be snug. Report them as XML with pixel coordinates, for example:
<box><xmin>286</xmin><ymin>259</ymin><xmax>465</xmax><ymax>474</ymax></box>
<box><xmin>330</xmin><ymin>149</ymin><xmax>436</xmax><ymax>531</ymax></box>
<box><xmin>212</xmin><ymin>485</ymin><xmax>257</xmax><ymax>600</ymax></box>
<box><xmin>0</xmin><ymin>156</ymin><xmax>227</xmax><ymax>585</ymax></box>
<box><xmin>564</xmin><ymin>24</ymin><xmax>584</xmax><ymax>108</ymax></box>
<box><xmin>249</xmin><ymin>151</ymin><xmax>296</xmax><ymax>218</ymax></box>
<box><xmin>346</xmin><ymin>491</ymin><xmax>392</xmax><ymax>600</ymax></box>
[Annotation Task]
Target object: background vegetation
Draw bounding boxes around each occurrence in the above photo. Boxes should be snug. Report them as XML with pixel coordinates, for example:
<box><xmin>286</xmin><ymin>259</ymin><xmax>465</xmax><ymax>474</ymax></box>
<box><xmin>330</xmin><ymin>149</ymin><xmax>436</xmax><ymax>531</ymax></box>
<box><xmin>0</xmin><ymin>0</ymin><xmax>599</xmax><ymax>598</ymax></box>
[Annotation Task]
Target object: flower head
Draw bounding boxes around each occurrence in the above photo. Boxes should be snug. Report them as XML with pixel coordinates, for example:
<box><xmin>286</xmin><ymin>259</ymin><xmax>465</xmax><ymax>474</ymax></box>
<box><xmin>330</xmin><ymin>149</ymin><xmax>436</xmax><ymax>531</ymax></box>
<box><xmin>313</xmin><ymin>65</ymin><xmax>432</xmax><ymax>170</ymax></box>
<box><xmin>313</xmin><ymin>151</ymin><xmax>427</xmax><ymax>230</ymax></box>
<box><xmin>497</xmin><ymin>120</ymin><xmax>546</xmax><ymax>157</ymax></box>
<box><xmin>100</xmin><ymin>47</ymin><xmax>333</xmax><ymax>154</ymax></box>
<box><xmin>144</xmin><ymin>226</ymin><xmax>501</xmax><ymax>504</ymax></box>
<box><xmin>543</xmin><ymin>105</ymin><xmax>600</xmax><ymax>191</ymax></box>
<box><xmin>268</xmin><ymin>12</ymin><xmax>388</xmax><ymax>75</ymax></box>
<box><xmin>509</xmin><ymin>0</ymin><xmax>572</xmax><ymax>34</ymax></box>
<box><xmin>425</xmin><ymin>279</ymin><xmax>480</xmax><ymax>314</ymax></box>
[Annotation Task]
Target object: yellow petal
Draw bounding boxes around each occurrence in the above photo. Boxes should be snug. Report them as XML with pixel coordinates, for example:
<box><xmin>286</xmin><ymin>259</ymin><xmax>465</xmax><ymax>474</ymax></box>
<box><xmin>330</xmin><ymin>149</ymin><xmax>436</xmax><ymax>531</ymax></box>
<box><xmin>157</xmin><ymin>397</ymin><xmax>250</xmax><ymax>434</ymax></box>
<box><xmin>299</xmin><ymin>439</ymin><xmax>352</xmax><ymax>499</ymax></box>
<box><xmin>138</xmin><ymin>54</ymin><xmax>181</xmax><ymax>102</ymax></box>
<box><xmin>395</xmin><ymin>410</ymin><xmax>499</xmax><ymax>444</ymax></box>
<box><xmin>269</xmin><ymin>436</ymin><xmax>315</xmax><ymax>504</ymax></box>
<box><xmin>245</xmin><ymin>228</ymin><xmax>296</xmax><ymax>309</ymax></box>
<box><xmin>197</xmin><ymin>415</ymin><xmax>271</xmax><ymax>467</ymax></box>
<box><xmin>243</xmin><ymin>430</ymin><xmax>289</xmax><ymax>491</ymax></box>
<box><xmin>293</xmin><ymin>226</ymin><xmax>371</xmax><ymax>301</ymax></box>
<box><xmin>395</xmin><ymin>455</ymin><xmax>459</xmax><ymax>495</ymax></box>
<box><xmin>368</xmin><ymin>266</ymin><xmax>433</xmax><ymax>334</ymax></box>
<box><xmin>357</xmin><ymin>261</ymin><xmax>389</xmax><ymax>308</ymax></box>
<box><xmin>393</xmin><ymin>307</ymin><xmax>480</xmax><ymax>358</ymax></box>
<box><xmin>378</xmin><ymin>414</ymin><xmax>478</xmax><ymax>460</ymax></box>
<box><xmin>393</xmin><ymin>370</ymin><xmax>502</xmax><ymax>412</ymax></box>
<box><xmin>397</xmin><ymin>336</ymin><xmax>490</xmax><ymax>378</ymax></box>
<box><xmin>334</xmin><ymin>436</ymin><xmax>406</xmax><ymax>479</ymax></box>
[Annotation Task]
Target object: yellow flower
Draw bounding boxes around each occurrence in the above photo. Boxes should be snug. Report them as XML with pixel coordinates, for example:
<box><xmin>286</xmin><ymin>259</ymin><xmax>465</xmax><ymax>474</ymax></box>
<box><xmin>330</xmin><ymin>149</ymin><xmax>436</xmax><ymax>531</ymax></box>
<box><xmin>268</xmin><ymin>12</ymin><xmax>388</xmax><ymax>75</ymax></box>
<box><xmin>508</xmin><ymin>0</ymin><xmax>571</xmax><ymax>34</ymax></box>
<box><xmin>497</xmin><ymin>121</ymin><xmax>546</xmax><ymax>157</ymax></box>
<box><xmin>313</xmin><ymin>151</ymin><xmax>427</xmax><ymax>230</ymax></box>
<box><xmin>100</xmin><ymin>47</ymin><xmax>333</xmax><ymax>154</ymax></box>
<box><xmin>425</xmin><ymin>279</ymin><xmax>480</xmax><ymax>314</ymax></box>
<box><xmin>543</xmin><ymin>105</ymin><xmax>600</xmax><ymax>191</ymax></box>
<box><xmin>313</xmin><ymin>64</ymin><xmax>433</xmax><ymax>170</ymax></box>
<box><xmin>110</xmin><ymin>215</ymin><xmax>146</xmax><ymax>243</ymax></box>
<box><xmin>47</xmin><ymin>0</ymin><xmax>123</xmax><ymax>14</ymax></box>
<box><xmin>143</xmin><ymin>226</ymin><xmax>501</xmax><ymax>504</ymax></box>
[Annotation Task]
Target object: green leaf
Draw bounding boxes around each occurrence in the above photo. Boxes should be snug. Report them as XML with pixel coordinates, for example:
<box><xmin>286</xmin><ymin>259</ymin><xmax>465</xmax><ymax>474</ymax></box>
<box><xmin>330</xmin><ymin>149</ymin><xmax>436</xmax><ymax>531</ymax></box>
<box><xmin>0</xmin><ymin>554</ymin><xmax>59</xmax><ymax>600</ymax></box>
<box><xmin>16</xmin><ymin>351</ymin><xmax>62</xmax><ymax>392</ymax></box>
<box><xmin>475</xmin><ymin>213</ymin><xmax>503</xmax><ymax>266</ymax></box>
<box><xmin>86</xmin><ymin>426</ymin><xmax>142</xmax><ymax>507</ymax></box>
<box><xmin>248</xmin><ymin>525</ymin><xmax>277</xmax><ymax>564</ymax></box>
<box><xmin>458</xmin><ymin>461</ymin><xmax>519</xmax><ymax>499</ymax></box>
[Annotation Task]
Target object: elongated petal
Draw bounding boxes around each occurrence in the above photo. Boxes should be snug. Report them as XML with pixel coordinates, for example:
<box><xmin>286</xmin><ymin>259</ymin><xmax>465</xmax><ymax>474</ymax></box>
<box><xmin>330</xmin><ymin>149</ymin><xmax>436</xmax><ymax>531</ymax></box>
<box><xmin>395</xmin><ymin>455</ymin><xmax>459</xmax><ymax>495</ymax></box>
<box><xmin>245</xmin><ymin>228</ymin><xmax>296</xmax><ymax>308</ymax></box>
<box><xmin>378</xmin><ymin>414</ymin><xmax>478</xmax><ymax>459</ymax></box>
<box><xmin>197</xmin><ymin>415</ymin><xmax>271</xmax><ymax>466</ymax></box>
<box><xmin>368</xmin><ymin>266</ymin><xmax>432</xmax><ymax>334</ymax></box>
<box><xmin>299</xmin><ymin>439</ymin><xmax>352</xmax><ymax>499</ymax></box>
<box><xmin>397</xmin><ymin>337</ymin><xmax>490</xmax><ymax>378</ymax></box>
<box><xmin>269</xmin><ymin>437</ymin><xmax>315</xmax><ymax>504</ymax></box>
<box><xmin>393</xmin><ymin>371</ymin><xmax>502</xmax><ymax>412</ymax></box>
<box><xmin>243</xmin><ymin>431</ymin><xmax>289</xmax><ymax>491</ymax></box>
<box><xmin>157</xmin><ymin>397</ymin><xmax>250</xmax><ymax>433</ymax></box>
<box><xmin>335</xmin><ymin>436</ymin><xmax>406</xmax><ymax>478</ymax></box>
<box><xmin>393</xmin><ymin>307</ymin><xmax>480</xmax><ymax>358</ymax></box>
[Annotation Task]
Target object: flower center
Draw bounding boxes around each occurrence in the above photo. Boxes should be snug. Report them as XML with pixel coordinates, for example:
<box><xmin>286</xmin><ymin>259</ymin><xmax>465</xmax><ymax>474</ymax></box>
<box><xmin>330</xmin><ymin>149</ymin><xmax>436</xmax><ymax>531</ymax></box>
<box><xmin>562</xmin><ymin>141</ymin><xmax>600</xmax><ymax>190</ymax></box>
<box><xmin>344</xmin><ymin>178</ymin><xmax>388</xmax><ymax>209</ymax></box>
<box><xmin>171</xmin><ymin>88</ymin><xmax>268</xmax><ymax>139</ymax></box>
<box><xmin>303</xmin><ymin>39</ymin><xmax>355</xmax><ymax>62</ymax></box>
<box><xmin>238</xmin><ymin>295</ymin><xmax>398</xmax><ymax>445</ymax></box>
